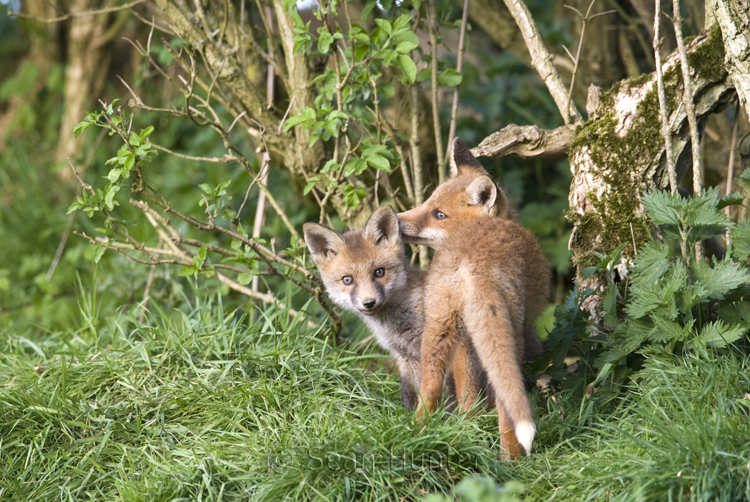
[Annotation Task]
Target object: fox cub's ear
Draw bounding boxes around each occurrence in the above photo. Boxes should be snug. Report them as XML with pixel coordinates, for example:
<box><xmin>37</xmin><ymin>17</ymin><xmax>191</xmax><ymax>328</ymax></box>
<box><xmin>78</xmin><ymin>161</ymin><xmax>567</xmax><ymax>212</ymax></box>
<box><xmin>449</xmin><ymin>137</ymin><xmax>487</xmax><ymax>178</ymax></box>
<box><xmin>363</xmin><ymin>205</ymin><xmax>401</xmax><ymax>246</ymax></box>
<box><xmin>303</xmin><ymin>223</ymin><xmax>344</xmax><ymax>261</ymax></box>
<box><xmin>467</xmin><ymin>175</ymin><xmax>508</xmax><ymax>217</ymax></box>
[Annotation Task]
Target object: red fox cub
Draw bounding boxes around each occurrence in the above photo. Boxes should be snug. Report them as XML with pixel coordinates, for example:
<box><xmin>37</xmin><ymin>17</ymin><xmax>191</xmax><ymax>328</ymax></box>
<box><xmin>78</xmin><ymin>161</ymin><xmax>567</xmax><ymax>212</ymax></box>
<box><xmin>398</xmin><ymin>138</ymin><xmax>550</xmax><ymax>459</ymax></box>
<box><xmin>303</xmin><ymin>205</ymin><xmax>485</xmax><ymax>411</ymax></box>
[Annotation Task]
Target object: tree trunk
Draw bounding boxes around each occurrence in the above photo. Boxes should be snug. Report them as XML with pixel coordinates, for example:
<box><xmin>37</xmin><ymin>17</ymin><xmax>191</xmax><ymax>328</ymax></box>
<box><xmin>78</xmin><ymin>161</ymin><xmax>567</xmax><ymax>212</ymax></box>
<box><xmin>712</xmin><ymin>0</ymin><xmax>750</xmax><ymax>120</ymax></box>
<box><xmin>568</xmin><ymin>28</ymin><xmax>734</xmax><ymax>296</ymax></box>
<box><xmin>55</xmin><ymin>0</ymin><xmax>116</xmax><ymax>177</ymax></box>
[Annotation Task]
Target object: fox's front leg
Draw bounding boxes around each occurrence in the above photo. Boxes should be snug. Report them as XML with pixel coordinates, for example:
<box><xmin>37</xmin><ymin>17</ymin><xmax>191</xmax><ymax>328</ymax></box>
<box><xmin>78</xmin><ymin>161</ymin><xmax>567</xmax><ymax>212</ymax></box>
<box><xmin>416</xmin><ymin>309</ymin><xmax>461</xmax><ymax>421</ymax></box>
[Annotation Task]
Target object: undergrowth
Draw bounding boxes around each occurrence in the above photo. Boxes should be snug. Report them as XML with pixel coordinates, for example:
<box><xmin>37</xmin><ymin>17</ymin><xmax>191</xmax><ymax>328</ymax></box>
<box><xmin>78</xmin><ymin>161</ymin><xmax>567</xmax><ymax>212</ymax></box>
<box><xmin>2</xmin><ymin>287</ymin><xmax>749</xmax><ymax>501</ymax></box>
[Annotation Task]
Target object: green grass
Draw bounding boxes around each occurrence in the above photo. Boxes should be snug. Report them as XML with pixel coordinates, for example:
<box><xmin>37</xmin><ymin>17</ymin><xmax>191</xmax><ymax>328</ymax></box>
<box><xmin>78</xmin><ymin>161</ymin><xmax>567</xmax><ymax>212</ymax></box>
<box><xmin>2</xmin><ymin>290</ymin><xmax>749</xmax><ymax>501</ymax></box>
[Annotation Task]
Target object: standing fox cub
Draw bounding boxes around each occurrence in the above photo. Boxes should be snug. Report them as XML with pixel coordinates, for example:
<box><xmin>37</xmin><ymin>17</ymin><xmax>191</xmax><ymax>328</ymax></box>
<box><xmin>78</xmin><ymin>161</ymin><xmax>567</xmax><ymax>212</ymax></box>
<box><xmin>303</xmin><ymin>206</ymin><xmax>486</xmax><ymax>411</ymax></box>
<box><xmin>398</xmin><ymin>138</ymin><xmax>550</xmax><ymax>459</ymax></box>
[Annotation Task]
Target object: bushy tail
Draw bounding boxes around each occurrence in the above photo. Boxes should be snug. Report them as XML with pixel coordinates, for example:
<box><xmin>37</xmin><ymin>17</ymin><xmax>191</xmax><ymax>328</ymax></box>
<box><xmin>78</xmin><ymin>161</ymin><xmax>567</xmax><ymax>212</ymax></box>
<box><xmin>464</xmin><ymin>294</ymin><xmax>535</xmax><ymax>455</ymax></box>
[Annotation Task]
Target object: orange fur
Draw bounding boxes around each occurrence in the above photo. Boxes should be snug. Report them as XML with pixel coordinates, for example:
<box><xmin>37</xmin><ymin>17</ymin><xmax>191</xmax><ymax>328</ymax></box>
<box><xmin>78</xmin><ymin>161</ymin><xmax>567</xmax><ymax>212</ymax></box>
<box><xmin>399</xmin><ymin>138</ymin><xmax>550</xmax><ymax>457</ymax></box>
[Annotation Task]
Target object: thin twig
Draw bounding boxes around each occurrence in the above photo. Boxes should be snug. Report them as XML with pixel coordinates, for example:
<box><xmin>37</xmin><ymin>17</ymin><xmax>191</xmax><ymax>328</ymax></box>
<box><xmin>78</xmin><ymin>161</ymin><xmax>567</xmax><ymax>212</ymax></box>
<box><xmin>427</xmin><ymin>0</ymin><xmax>445</xmax><ymax>184</ymax></box>
<box><xmin>409</xmin><ymin>86</ymin><xmax>430</xmax><ymax>269</ymax></box>
<box><xmin>139</xmin><ymin>264</ymin><xmax>157</xmax><ymax>323</ymax></box>
<box><xmin>502</xmin><ymin>0</ymin><xmax>583</xmax><ymax>125</ymax></box>
<box><xmin>726</xmin><ymin>102</ymin><xmax>741</xmax><ymax>217</ymax></box>
<box><xmin>671</xmin><ymin>0</ymin><xmax>703</xmax><ymax>260</ymax></box>
<box><xmin>445</xmin><ymin>0</ymin><xmax>470</xmax><ymax>176</ymax></box>
<box><xmin>563</xmin><ymin>2</ymin><xmax>614</xmax><ymax>121</ymax></box>
<box><xmin>653</xmin><ymin>0</ymin><xmax>677</xmax><ymax>194</ymax></box>
<box><xmin>9</xmin><ymin>0</ymin><xmax>148</xmax><ymax>23</ymax></box>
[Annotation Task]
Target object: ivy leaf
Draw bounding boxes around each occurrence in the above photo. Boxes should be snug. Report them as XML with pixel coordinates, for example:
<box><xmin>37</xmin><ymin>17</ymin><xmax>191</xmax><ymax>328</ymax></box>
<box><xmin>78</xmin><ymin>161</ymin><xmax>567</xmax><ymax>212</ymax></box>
<box><xmin>397</xmin><ymin>54</ymin><xmax>417</xmax><ymax>83</ymax></box>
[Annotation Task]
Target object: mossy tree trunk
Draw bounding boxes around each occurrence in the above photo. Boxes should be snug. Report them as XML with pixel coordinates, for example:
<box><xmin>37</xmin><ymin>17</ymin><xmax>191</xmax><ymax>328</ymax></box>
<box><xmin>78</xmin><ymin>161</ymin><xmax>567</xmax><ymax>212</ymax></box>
<box><xmin>567</xmin><ymin>27</ymin><xmax>735</xmax><ymax>306</ymax></box>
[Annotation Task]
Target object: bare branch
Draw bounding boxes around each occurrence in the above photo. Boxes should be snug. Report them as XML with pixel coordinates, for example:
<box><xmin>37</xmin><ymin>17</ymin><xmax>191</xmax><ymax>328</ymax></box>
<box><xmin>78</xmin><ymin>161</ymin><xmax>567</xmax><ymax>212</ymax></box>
<box><xmin>445</xmin><ymin>0</ymin><xmax>471</xmax><ymax>171</ymax></box>
<box><xmin>671</xmin><ymin>0</ymin><xmax>703</xmax><ymax>260</ymax></box>
<box><xmin>502</xmin><ymin>0</ymin><xmax>583</xmax><ymax>125</ymax></box>
<box><xmin>409</xmin><ymin>86</ymin><xmax>430</xmax><ymax>269</ymax></box>
<box><xmin>427</xmin><ymin>0</ymin><xmax>446</xmax><ymax>184</ymax></box>
<box><xmin>653</xmin><ymin>0</ymin><xmax>678</xmax><ymax>195</ymax></box>
<box><xmin>9</xmin><ymin>0</ymin><xmax>148</xmax><ymax>23</ymax></box>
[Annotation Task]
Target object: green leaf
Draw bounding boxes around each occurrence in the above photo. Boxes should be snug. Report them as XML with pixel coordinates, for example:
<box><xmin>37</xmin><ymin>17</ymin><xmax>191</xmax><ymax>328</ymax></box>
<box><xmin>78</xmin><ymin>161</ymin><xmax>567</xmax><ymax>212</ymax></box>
<box><xmin>416</xmin><ymin>68</ymin><xmax>431</xmax><ymax>82</ymax></box>
<box><xmin>73</xmin><ymin>117</ymin><xmax>96</xmax><ymax>138</ymax></box>
<box><xmin>124</xmin><ymin>155</ymin><xmax>135</xmax><ymax>171</ymax></box>
<box><xmin>688</xmin><ymin>320</ymin><xmax>745</xmax><ymax>349</ymax></box>
<box><xmin>642</xmin><ymin>190</ymin><xmax>683</xmax><ymax>225</ymax></box>
<box><xmin>650</xmin><ymin>315</ymin><xmax>691</xmax><ymax>343</ymax></box>
<box><xmin>93</xmin><ymin>246</ymin><xmax>106</xmax><ymax>264</ymax></box>
<box><xmin>318</xmin><ymin>31</ymin><xmax>333</xmax><ymax>54</ymax></box>
<box><xmin>237</xmin><ymin>273</ymin><xmax>253</xmax><ymax>285</ymax></box>
<box><xmin>393</xmin><ymin>30</ymin><xmax>419</xmax><ymax>53</ymax></box>
<box><xmin>631</xmin><ymin>241</ymin><xmax>671</xmax><ymax>286</ymax></box>
<box><xmin>438</xmin><ymin>69</ymin><xmax>463</xmax><ymax>87</ymax></box>
<box><xmin>179</xmin><ymin>266</ymin><xmax>198</xmax><ymax>277</ymax></box>
<box><xmin>736</xmin><ymin>168</ymin><xmax>750</xmax><ymax>193</ymax></box>
<box><xmin>365</xmin><ymin>154</ymin><xmax>390</xmax><ymax>171</ymax></box>
<box><xmin>692</xmin><ymin>259</ymin><xmax>750</xmax><ymax>301</ymax></box>
<box><xmin>730</xmin><ymin>221</ymin><xmax>750</xmax><ymax>260</ymax></box>
<box><xmin>282</xmin><ymin>115</ymin><xmax>308</xmax><ymax>131</ymax></box>
<box><xmin>128</xmin><ymin>131</ymin><xmax>141</xmax><ymax>147</ymax></box>
<box><xmin>139</xmin><ymin>126</ymin><xmax>155</xmax><ymax>141</ymax></box>
<box><xmin>303</xmin><ymin>176</ymin><xmax>320</xmax><ymax>195</ymax></box>
<box><xmin>374</xmin><ymin>18</ymin><xmax>392</xmax><ymax>35</ymax></box>
<box><xmin>379</xmin><ymin>82</ymin><xmax>395</xmax><ymax>99</ymax></box>
<box><xmin>396</xmin><ymin>54</ymin><xmax>417</xmax><ymax>83</ymax></box>
<box><xmin>717</xmin><ymin>192</ymin><xmax>745</xmax><ymax>209</ymax></box>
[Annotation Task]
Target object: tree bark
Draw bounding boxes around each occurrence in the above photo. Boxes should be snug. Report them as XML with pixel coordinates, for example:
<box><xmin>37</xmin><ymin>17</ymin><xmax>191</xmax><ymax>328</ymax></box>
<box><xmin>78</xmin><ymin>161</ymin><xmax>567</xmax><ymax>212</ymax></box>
<box><xmin>55</xmin><ymin>0</ymin><xmax>117</xmax><ymax>177</ymax></box>
<box><xmin>712</xmin><ymin>0</ymin><xmax>750</xmax><ymax>120</ymax></box>
<box><xmin>568</xmin><ymin>28</ymin><xmax>734</xmax><ymax>283</ymax></box>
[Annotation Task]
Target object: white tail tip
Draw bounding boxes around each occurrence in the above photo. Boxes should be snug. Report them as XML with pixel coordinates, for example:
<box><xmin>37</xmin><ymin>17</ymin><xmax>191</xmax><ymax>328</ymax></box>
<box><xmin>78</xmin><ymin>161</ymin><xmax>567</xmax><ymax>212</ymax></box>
<box><xmin>515</xmin><ymin>421</ymin><xmax>536</xmax><ymax>455</ymax></box>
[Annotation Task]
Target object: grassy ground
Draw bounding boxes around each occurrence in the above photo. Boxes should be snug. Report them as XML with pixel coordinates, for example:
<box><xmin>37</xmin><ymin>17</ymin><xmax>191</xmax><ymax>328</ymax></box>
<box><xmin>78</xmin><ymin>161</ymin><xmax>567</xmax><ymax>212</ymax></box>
<box><xmin>2</xmin><ymin>288</ymin><xmax>749</xmax><ymax>501</ymax></box>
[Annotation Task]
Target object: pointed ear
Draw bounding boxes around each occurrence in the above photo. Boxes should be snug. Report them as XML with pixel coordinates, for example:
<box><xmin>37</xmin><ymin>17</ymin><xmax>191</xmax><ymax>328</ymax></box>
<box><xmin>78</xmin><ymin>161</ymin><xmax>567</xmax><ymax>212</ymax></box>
<box><xmin>466</xmin><ymin>175</ymin><xmax>504</xmax><ymax>216</ymax></box>
<box><xmin>363</xmin><ymin>205</ymin><xmax>401</xmax><ymax>246</ymax></box>
<box><xmin>449</xmin><ymin>138</ymin><xmax>487</xmax><ymax>178</ymax></box>
<box><xmin>303</xmin><ymin>223</ymin><xmax>345</xmax><ymax>262</ymax></box>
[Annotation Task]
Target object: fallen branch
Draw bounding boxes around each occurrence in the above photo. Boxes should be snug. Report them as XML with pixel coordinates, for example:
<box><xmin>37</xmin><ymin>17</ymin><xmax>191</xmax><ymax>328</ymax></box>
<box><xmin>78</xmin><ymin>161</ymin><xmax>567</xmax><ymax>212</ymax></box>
<box><xmin>472</xmin><ymin>124</ymin><xmax>575</xmax><ymax>159</ymax></box>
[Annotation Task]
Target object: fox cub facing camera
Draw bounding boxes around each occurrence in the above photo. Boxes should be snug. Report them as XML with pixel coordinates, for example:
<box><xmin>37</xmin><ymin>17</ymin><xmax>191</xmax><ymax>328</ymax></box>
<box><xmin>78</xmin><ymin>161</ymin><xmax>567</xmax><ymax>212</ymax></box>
<box><xmin>398</xmin><ymin>138</ymin><xmax>550</xmax><ymax>459</ymax></box>
<box><xmin>303</xmin><ymin>205</ymin><xmax>486</xmax><ymax>411</ymax></box>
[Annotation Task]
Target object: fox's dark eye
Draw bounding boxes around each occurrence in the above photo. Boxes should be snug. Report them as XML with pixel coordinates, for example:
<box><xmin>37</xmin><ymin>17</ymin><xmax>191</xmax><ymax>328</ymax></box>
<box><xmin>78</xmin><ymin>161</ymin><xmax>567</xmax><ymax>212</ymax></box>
<box><xmin>374</xmin><ymin>268</ymin><xmax>385</xmax><ymax>278</ymax></box>
<box><xmin>342</xmin><ymin>275</ymin><xmax>353</xmax><ymax>285</ymax></box>
<box><xmin>433</xmin><ymin>210</ymin><xmax>447</xmax><ymax>220</ymax></box>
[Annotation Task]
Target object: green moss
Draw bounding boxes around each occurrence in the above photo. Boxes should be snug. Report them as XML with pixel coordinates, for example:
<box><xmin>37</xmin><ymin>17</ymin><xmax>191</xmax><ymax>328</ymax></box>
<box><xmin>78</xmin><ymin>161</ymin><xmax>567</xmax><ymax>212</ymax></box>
<box><xmin>688</xmin><ymin>26</ymin><xmax>726</xmax><ymax>82</ymax></box>
<box><xmin>568</xmin><ymin>27</ymin><xmax>727</xmax><ymax>270</ymax></box>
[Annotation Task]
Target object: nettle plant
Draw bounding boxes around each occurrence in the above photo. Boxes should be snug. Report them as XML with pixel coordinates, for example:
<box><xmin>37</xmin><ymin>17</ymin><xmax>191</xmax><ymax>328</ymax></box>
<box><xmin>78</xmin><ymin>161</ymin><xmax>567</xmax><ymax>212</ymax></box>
<box><xmin>542</xmin><ymin>172</ymin><xmax>750</xmax><ymax>390</ymax></box>
<box><xmin>66</xmin><ymin>0</ymin><xmax>468</xmax><ymax>330</ymax></box>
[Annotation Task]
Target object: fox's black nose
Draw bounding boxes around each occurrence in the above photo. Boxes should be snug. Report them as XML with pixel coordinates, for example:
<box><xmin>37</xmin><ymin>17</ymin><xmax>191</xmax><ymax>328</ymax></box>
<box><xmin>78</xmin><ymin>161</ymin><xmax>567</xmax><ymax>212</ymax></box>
<box><xmin>363</xmin><ymin>299</ymin><xmax>376</xmax><ymax>309</ymax></box>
